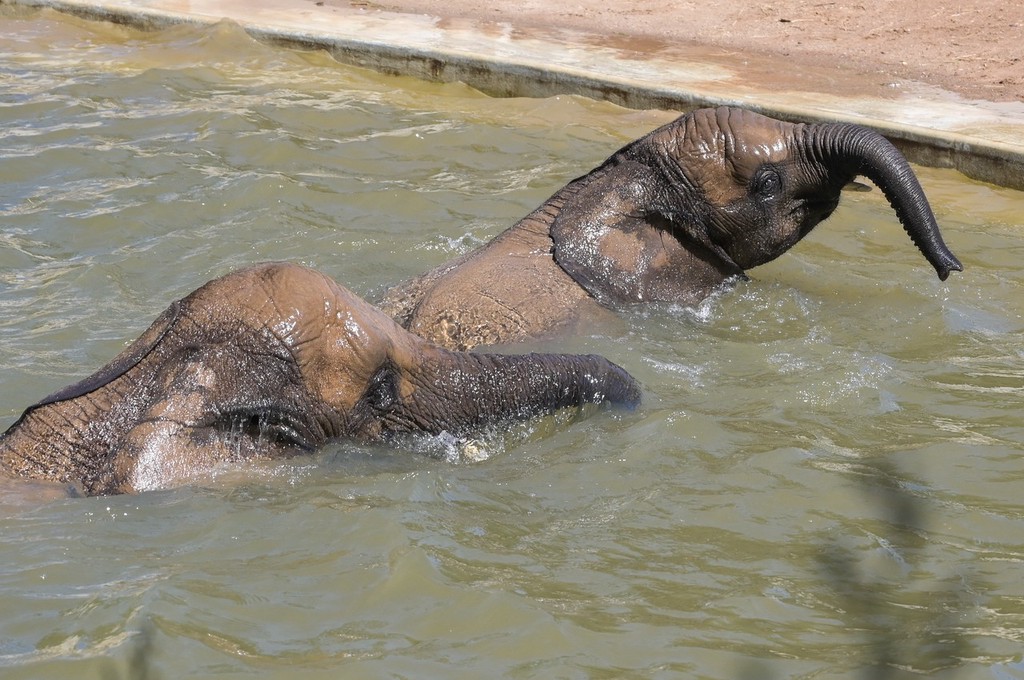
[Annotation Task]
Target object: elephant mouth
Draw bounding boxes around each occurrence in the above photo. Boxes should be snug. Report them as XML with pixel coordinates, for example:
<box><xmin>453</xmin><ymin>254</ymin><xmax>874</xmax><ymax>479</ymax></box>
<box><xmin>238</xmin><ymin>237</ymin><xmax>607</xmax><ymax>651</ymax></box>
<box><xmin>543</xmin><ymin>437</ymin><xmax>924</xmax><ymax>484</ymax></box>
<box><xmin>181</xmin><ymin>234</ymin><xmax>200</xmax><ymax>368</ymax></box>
<box><xmin>797</xmin><ymin>196</ymin><xmax>841</xmax><ymax>237</ymax></box>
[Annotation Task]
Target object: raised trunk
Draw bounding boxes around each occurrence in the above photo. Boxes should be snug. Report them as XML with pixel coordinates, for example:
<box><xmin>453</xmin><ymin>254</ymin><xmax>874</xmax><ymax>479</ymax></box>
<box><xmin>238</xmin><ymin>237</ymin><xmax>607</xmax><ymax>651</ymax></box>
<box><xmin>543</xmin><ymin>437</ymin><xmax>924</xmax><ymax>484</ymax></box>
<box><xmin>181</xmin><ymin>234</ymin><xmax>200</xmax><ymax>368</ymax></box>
<box><xmin>391</xmin><ymin>348</ymin><xmax>641</xmax><ymax>436</ymax></box>
<box><xmin>807</xmin><ymin>124</ymin><xmax>962</xmax><ymax>280</ymax></box>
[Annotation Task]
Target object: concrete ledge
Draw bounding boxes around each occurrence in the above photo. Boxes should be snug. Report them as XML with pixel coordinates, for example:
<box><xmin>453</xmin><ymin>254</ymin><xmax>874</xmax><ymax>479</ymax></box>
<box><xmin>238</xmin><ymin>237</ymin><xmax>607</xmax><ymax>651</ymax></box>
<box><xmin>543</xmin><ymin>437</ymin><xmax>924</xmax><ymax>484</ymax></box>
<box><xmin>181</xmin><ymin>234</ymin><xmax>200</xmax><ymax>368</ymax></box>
<box><xmin>6</xmin><ymin>0</ymin><xmax>1024</xmax><ymax>190</ymax></box>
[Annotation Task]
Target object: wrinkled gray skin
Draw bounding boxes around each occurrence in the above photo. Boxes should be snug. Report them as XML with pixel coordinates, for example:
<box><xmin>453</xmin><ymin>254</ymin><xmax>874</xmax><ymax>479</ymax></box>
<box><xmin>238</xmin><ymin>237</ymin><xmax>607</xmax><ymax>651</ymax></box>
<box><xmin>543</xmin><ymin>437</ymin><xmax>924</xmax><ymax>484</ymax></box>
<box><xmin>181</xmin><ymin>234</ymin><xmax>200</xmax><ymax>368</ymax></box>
<box><xmin>0</xmin><ymin>263</ymin><xmax>640</xmax><ymax>496</ymax></box>
<box><xmin>380</xmin><ymin>106</ymin><xmax>962</xmax><ymax>350</ymax></box>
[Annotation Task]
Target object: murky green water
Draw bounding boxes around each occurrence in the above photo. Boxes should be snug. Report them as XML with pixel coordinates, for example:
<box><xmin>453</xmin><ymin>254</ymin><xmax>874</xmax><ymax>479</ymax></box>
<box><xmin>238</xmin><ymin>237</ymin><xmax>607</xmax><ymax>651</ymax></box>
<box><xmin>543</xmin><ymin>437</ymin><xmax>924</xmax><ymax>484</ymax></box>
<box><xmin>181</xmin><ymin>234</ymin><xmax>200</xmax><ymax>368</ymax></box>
<box><xmin>2</xmin><ymin>9</ymin><xmax>1024</xmax><ymax>679</ymax></box>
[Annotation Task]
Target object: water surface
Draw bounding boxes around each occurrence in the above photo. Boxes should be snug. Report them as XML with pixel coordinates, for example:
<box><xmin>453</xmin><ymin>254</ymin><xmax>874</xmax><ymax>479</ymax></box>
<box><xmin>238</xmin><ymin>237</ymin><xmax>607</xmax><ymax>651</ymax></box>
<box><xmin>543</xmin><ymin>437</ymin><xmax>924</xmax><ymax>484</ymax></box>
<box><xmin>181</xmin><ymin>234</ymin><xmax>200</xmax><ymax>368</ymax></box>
<box><xmin>2</xmin><ymin>9</ymin><xmax>1024</xmax><ymax>679</ymax></box>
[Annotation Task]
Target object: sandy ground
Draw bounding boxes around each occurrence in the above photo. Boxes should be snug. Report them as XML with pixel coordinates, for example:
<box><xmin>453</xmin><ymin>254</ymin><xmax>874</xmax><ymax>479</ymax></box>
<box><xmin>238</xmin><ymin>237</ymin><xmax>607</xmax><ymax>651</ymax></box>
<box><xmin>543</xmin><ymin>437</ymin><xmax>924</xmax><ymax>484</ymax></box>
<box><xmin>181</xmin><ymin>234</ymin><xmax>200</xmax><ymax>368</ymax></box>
<box><xmin>370</xmin><ymin>0</ymin><xmax>1023</xmax><ymax>103</ymax></box>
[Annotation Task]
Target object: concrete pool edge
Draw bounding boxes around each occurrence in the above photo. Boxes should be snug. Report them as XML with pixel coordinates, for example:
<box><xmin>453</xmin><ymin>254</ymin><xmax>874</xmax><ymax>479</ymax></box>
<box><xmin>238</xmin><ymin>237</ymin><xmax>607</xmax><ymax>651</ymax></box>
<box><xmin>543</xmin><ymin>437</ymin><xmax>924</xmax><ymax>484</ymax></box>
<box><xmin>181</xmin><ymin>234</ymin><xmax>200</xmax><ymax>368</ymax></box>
<box><xmin>7</xmin><ymin>0</ymin><xmax>1024</xmax><ymax>191</ymax></box>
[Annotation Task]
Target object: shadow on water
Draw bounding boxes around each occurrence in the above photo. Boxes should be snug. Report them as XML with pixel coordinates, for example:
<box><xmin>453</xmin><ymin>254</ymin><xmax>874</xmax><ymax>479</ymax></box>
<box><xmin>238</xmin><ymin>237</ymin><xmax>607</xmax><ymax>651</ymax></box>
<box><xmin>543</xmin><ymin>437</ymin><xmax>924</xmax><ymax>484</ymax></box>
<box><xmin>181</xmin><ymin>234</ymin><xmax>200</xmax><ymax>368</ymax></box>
<box><xmin>100</xmin><ymin>620</ymin><xmax>159</xmax><ymax>680</ymax></box>
<box><xmin>738</xmin><ymin>456</ymin><xmax>980</xmax><ymax>679</ymax></box>
<box><xmin>819</xmin><ymin>460</ymin><xmax>976</xmax><ymax>678</ymax></box>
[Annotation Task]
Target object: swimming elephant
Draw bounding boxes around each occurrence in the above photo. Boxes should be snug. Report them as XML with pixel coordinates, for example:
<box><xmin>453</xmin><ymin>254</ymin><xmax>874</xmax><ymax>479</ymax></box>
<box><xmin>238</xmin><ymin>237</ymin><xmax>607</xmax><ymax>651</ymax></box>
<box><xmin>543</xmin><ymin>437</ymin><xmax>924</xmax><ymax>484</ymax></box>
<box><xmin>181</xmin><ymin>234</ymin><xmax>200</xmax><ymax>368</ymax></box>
<box><xmin>379</xmin><ymin>106</ymin><xmax>962</xmax><ymax>350</ymax></box>
<box><xmin>0</xmin><ymin>263</ymin><xmax>640</xmax><ymax>496</ymax></box>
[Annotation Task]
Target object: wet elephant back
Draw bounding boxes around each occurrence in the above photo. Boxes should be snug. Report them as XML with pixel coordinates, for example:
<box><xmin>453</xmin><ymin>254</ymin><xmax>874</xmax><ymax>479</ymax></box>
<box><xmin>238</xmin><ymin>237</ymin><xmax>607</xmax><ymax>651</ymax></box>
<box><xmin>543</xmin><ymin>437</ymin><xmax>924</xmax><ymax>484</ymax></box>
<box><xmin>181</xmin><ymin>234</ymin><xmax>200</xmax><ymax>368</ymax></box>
<box><xmin>400</xmin><ymin>234</ymin><xmax>608</xmax><ymax>350</ymax></box>
<box><xmin>378</xmin><ymin>173</ymin><xmax>615</xmax><ymax>350</ymax></box>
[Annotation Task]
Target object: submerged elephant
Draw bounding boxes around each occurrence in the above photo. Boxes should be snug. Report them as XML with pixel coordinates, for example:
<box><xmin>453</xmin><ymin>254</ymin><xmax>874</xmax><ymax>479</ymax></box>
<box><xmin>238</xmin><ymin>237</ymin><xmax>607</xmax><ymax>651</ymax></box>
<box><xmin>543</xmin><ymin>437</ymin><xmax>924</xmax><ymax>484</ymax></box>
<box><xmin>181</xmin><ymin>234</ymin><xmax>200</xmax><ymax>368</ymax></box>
<box><xmin>380</xmin><ymin>106</ymin><xmax>962</xmax><ymax>350</ymax></box>
<box><xmin>0</xmin><ymin>263</ymin><xmax>640</xmax><ymax>496</ymax></box>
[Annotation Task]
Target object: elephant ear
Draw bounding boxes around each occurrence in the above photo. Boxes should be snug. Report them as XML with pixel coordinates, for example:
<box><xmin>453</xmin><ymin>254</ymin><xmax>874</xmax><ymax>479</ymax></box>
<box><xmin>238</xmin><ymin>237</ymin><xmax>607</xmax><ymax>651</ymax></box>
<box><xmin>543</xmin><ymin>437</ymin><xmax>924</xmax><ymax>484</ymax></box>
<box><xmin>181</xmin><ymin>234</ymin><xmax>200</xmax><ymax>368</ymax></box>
<box><xmin>21</xmin><ymin>300</ymin><xmax>182</xmax><ymax>414</ymax></box>
<box><xmin>550</xmin><ymin>160</ymin><xmax>743</xmax><ymax>305</ymax></box>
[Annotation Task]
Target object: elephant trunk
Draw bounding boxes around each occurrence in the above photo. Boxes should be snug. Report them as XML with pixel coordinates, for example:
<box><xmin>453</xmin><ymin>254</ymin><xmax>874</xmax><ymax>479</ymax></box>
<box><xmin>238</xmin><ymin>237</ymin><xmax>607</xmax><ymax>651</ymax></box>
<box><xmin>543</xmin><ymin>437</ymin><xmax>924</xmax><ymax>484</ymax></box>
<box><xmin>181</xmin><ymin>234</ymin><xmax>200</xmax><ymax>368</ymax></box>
<box><xmin>398</xmin><ymin>349</ymin><xmax>641</xmax><ymax>436</ymax></box>
<box><xmin>806</xmin><ymin>123</ymin><xmax>962</xmax><ymax>280</ymax></box>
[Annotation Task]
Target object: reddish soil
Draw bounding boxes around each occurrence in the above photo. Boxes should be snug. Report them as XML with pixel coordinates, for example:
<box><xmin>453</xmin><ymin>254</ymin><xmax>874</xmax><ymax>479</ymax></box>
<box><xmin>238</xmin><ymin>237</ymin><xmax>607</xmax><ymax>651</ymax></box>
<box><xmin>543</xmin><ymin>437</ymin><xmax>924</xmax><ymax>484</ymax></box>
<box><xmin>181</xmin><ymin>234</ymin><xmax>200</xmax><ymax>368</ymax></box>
<box><xmin>372</xmin><ymin>0</ymin><xmax>1023</xmax><ymax>103</ymax></box>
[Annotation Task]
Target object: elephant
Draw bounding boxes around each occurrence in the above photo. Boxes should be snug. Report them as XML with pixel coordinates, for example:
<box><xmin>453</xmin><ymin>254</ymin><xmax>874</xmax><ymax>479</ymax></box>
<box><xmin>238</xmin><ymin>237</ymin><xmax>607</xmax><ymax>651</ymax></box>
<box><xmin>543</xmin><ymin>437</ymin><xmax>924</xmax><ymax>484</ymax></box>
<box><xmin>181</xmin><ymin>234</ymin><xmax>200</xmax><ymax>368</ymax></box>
<box><xmin>0</xmin><ymin>263</ymin><xmax>641</xmax><ymax>496</ymax></box>
<box><xmin>379</xmin><ymin>106</ymin><xmax>962</xmax><ymax>351</ymax></box>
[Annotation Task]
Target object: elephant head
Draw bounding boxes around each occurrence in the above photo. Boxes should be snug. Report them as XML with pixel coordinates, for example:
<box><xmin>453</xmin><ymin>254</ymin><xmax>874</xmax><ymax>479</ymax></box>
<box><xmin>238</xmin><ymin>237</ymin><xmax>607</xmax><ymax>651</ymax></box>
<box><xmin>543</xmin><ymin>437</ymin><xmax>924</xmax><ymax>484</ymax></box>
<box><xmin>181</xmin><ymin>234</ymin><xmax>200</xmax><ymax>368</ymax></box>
<box><xmin>549</xmin><ymin>106</ymin><xmax>962</xmax><ymax>305</ymax></box>
<box><xmin>0</xmin><ymin>263</ymin><xmax>640</xmax><ymax>496</ymax></box>
<box><xmin>380</xmin><ymin>107</ymin><xmax>961</xmax><ymax>350</ymax></box>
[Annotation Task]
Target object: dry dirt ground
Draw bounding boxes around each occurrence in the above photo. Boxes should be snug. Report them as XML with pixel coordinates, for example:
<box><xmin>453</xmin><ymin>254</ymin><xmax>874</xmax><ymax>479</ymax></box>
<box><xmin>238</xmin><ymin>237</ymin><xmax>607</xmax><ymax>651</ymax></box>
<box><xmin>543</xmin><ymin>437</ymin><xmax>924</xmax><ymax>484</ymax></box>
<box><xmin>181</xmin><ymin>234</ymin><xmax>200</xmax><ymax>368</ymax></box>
<box><xmin>372</xmin><ymin>0</ymin><xmax>1023</xmax><ymax>103</ymax></box>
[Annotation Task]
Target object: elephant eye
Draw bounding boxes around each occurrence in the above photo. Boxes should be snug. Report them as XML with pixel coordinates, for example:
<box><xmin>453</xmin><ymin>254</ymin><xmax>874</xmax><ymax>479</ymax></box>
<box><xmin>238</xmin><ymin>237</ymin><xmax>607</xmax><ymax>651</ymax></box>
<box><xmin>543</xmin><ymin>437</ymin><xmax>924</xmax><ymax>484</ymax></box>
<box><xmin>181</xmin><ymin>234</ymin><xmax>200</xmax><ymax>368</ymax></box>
<box><xmin>752</xmin><ymin>167</ymin><xmax>783</xmax><ymax>199</ymax></box>
<box><xmin>216</xmin><ymin>409</ymin><xmax>316</xmax><ymax>452</ymax></box>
